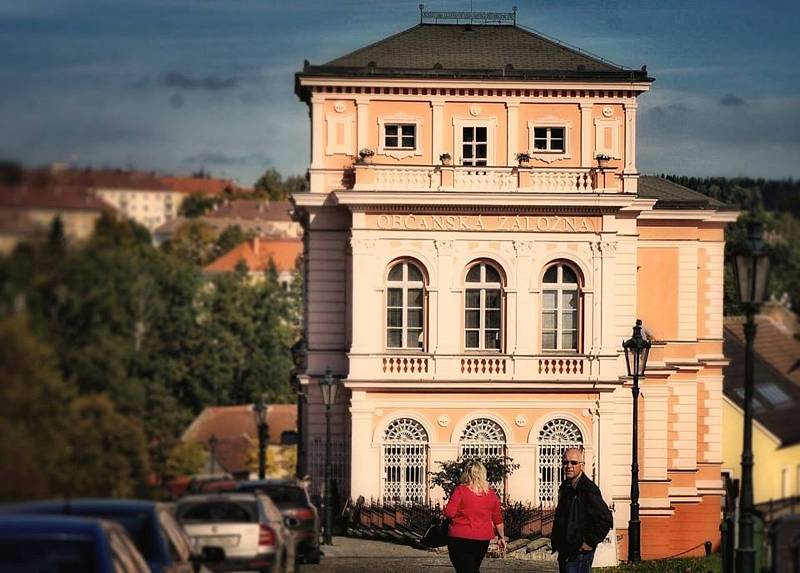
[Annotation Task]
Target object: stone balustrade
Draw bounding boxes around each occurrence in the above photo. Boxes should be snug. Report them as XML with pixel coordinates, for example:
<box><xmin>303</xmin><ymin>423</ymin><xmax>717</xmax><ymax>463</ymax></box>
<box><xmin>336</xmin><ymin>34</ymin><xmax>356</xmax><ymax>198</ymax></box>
<box><xmin>352</xmin><ymin>164</ymin><xmax>612</xmax><ymax>193</ymax></box>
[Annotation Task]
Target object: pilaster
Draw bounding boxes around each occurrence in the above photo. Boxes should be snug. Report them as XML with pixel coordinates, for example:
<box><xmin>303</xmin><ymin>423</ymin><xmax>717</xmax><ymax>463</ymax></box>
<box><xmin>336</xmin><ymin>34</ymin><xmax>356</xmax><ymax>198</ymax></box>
<box><xmin>506</xmin><ymin>100</ymin><xmax>520</xmax><ymax>165</ymax></box>
<box><xmin>580</xmin><ymin>102</ymin><xmax>594</xmax><ymax>167</ymax></box>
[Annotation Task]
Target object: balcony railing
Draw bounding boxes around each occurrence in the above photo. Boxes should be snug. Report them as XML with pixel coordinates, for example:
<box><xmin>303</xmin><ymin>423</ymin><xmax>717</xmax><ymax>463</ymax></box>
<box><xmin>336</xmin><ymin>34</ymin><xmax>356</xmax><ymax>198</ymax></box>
<box><xmin>352</xmin><ymin>164</ymin><xmax>613</xmax><ymax>193</ymax></box>
<box><xmin>348</xmin><ymin>353</ymin><xmax>612</xmax><ymax>383</ymax></box>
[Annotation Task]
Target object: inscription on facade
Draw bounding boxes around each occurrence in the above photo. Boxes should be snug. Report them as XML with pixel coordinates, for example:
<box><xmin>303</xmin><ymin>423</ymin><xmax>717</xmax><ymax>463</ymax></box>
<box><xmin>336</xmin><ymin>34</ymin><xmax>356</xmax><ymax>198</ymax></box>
<box><xmin>368</xmin><ymin>213</ymin><xmax>600</xmax><ymax>233</ymax></box>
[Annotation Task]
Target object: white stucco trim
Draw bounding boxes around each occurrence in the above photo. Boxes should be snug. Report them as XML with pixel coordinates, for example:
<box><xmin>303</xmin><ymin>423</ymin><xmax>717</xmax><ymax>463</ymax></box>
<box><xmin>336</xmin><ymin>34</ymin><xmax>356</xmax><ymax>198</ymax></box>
<box><xmin>452</xmin><ymin>116</ymin><xmax>498</xmax><ymax>166</ymax></box>
<box><xmin>371</xmin><ymin>410</ymin><xmax>436</xmax><ymax>446</ymax></box>
<box><xmin>376</xmin><ymin>113</ymin><xmax>424</xmax><ymax>160</ymax></box>
<box><xmin>449</xmin><ymin>411</ymin><xmax>514</xmax><ymax>444</ymax></box>
<box><xmin>527</xmin><ymin>117</ymin><xmax>573</xmax><ymax>164</ymax></box>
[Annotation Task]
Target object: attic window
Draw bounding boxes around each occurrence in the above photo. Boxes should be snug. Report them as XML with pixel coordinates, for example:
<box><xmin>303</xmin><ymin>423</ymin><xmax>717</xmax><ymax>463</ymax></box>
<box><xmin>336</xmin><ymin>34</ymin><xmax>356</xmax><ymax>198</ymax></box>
<box><xmin>756</xmin><ymin>382</ymin><xmax>792</xmax><ymax>408</ymax></box>
<box><xmin>385</xmin><ymin>124</ymin><xmax>416</xmax><ymax>150</ymax></box>
<box><xmin>533</xmin><ymin>127</ymin><xmax>565</xmax><ymax>152</ymax></box>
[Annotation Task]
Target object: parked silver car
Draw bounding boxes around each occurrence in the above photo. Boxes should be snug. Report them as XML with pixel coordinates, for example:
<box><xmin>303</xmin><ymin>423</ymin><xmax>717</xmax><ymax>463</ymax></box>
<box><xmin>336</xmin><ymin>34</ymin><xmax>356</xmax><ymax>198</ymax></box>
<box><xmin>176</xmin><ymin>493</ymin><xmax>298</xmax><ymax>573</ymax></box>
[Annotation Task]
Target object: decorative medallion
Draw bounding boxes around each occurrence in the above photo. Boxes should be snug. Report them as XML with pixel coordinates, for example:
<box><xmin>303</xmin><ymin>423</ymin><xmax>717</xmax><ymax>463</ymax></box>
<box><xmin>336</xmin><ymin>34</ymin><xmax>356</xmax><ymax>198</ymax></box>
<box><xmin>437</xmin><ymin>414</ymin><xmax>450</xmax><ymax>427</ymax></box>
<box><xmin>469</xmin><ymin>104</ymin><xmax>481</xmax><ymax>117</ymax></box>
<box><xmin>334</xmin><ymin>102</ymin><xmax>346</xmax><ymax>113</ymax></box>
<box><xmin>602</xmin><ymin>105</ymin><xmax>613</xmax><ymax>118</ymax></box>
<box><xmin>515</xmin><ymin>414</ymin><xmax>528</xmax><ymax>427</ymax></box>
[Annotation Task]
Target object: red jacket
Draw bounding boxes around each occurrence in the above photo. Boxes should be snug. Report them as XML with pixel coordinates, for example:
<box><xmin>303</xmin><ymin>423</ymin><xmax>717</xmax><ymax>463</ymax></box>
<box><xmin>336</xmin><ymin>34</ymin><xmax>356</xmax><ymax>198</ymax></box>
<box><xmin>443</xmin><ymin>484</ymin><xmax>503</xmax><ymax>541</ymax></box>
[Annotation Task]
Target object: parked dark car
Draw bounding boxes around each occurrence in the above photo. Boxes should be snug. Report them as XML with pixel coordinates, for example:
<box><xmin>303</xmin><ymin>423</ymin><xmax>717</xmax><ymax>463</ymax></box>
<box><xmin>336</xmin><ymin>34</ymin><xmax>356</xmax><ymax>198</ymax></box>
<box><xmin>237</xmin><ymin>480</ymin><xmax>320</xmax><ymax>564</ymax></box>
<box><xmin>0</xmin><ymin>514</ymin><xmax>150</xmax><ymax>572</ymax></box>
<box><xmin>6</xmin><ymin>499</ymin><xmax>222</xmax><ymax>573</ymax></box>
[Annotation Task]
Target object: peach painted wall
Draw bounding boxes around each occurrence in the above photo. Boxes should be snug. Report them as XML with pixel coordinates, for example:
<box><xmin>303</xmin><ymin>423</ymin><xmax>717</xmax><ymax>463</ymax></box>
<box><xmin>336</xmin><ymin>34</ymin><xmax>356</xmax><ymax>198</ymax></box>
<box><xmin>637</xmin><ymin>247</ymin><xmax>679</xmax><ymax>340</ymax></box>
<box><xmin>518</xmin><ymin>102</ymin><xmax>582</xmax><ymax>167</ymax></box>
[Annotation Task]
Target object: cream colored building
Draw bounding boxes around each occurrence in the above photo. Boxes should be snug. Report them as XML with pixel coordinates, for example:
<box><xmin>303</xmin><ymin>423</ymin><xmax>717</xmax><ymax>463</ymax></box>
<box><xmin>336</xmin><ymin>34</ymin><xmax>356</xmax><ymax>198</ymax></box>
<box><xmin>95</xmin><ymin>188</ymin><xmax>187</xmax><ymax>232</ymax></box>
<box><xmin>291</xmin><ymin>13</ymin><xmax>737</xmax><ymax>562</ymax></box>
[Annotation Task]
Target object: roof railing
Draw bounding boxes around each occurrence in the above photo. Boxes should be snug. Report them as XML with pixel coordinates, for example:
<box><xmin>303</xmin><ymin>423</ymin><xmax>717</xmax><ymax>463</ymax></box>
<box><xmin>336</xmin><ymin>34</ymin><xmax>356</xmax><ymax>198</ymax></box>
<box><xmin>419</xmin><ymin>4</ymin><xmax>517</xmax><ymax>25</ymax></box>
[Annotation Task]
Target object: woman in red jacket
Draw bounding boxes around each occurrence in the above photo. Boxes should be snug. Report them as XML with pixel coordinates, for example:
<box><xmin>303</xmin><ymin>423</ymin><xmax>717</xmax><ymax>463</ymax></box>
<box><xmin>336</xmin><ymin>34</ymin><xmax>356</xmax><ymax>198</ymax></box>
<box><xmin>443</xmin><ymin>461</ymin><xmax>506</xmax><ymax>573</ymax></box>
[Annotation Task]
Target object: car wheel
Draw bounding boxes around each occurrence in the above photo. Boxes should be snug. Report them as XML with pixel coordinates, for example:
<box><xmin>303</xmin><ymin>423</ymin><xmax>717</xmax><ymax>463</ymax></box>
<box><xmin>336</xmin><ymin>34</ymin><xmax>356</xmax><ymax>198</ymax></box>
<box><xmin>305</xmin><ymin>548</ymin><xmax>321</xmax><ymax>564</ymax></box>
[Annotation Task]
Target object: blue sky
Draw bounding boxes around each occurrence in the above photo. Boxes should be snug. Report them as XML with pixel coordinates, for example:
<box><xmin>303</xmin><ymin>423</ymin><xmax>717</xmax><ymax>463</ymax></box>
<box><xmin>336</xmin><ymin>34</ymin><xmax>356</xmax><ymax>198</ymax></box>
<box><xmin>0</xmin><ymin>0</ymin><xmax>798</xmax><ymax>185</ymax></box>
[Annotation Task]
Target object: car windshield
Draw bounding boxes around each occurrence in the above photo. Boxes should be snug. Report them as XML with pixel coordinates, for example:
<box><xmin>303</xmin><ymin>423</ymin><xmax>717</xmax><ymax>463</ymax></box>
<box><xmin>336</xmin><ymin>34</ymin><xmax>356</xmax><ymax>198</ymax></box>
<box><xmin>257</xmin><ymin>486</ymin><xmax>308</xmax><ymax>508</ymax></box>
<box><xmin>0</xmin><ymin>538</ymin><xmax>97</xmax><ymax>572</ymax></box>
<box><xmin>177</xmin><ymin>501</ymin><xmax>258</xmax><ymax>524</ymax></box>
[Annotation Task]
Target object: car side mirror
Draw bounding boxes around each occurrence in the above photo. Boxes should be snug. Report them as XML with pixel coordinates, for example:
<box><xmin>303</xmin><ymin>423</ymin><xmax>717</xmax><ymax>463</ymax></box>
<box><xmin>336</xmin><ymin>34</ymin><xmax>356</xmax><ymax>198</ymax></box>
<box><xmin>284</xmin><ymin>516</ymin><xmax>300</xmax><ymax>528</ymax></box>
<box><xmin>201</xmin><ymin>546</ymin><xmax>226</xmax><ymax>563</ymax></box>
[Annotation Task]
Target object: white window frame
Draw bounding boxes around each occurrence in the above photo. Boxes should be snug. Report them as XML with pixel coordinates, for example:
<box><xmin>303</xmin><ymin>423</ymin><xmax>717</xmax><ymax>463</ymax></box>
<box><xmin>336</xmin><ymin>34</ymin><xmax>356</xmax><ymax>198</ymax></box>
<box><xmin>377</xmin><ymin>114</ymin><xmax>423</xmax><ymax>160</ymax></box>
<box><xmin>386</xmin><ymin>261</ymin><xmax>425</xmax><ymax>350</ymax></box>
<box><xmin>527</xmin><ymin>119</ymin><xmax>573</xmax><ymax>164</ymax></box>
<box><xmin>464</xmin><ymin>262</ymin><xmax>503</xmax><ymax>351</ymax></box>
<box><xmin>541</xmin><ymin>262</ymin><xmax>581</xmax><ymax>352</ymax></box>
<box><xmin>453</xmin><ymin>117</ymin><xmax>497</xmax><ymax>166</ymax></box>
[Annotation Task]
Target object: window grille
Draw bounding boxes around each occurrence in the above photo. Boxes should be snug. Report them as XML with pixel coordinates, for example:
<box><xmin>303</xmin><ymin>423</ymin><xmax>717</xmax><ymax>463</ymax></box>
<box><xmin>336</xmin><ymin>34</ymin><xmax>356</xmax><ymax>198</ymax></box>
<box><xmin>537</xmin><ymin>418</ymin><xmax>584</xmax><ymax>507</ymax></box>
<box><xmin>382</xmin><ymin>418</ymin><xmax>428</xmax><ymax>504</ymax></box>
<box><xmin>459</xmin><ymin>418</ymin><xmax>507</xmax><ymax>497</ymax></box>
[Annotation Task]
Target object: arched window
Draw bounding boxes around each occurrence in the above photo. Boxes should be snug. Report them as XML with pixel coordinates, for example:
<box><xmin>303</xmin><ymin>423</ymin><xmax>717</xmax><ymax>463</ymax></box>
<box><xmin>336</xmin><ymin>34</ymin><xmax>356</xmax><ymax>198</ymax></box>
<box><xmin>537</xmin><ymin>418</ymin><xmax>584</xmax><ymax>507</ymax></box>
<box><xmin>541</xmin><ymin>262</ymin><xmax>580</xmax><ymax>351</ymax></box>
<box><xmin>386</xmin><ymin>261</ymin><xmax>425</xmax><ymax>350</ymax></box>
<box><xmin>459</xmin><ymin>418</ymin><xmax>507</xmax><ymax>498</ymax></box>
<box><xmin>465</xmin><ymin>262</ymin><xmax>503</xmax><ymax>350</ymax></box>
<box><xmin>382</xmin><ymin>418</ymin><xmax>428</xmax><ymax>503</ymax></box>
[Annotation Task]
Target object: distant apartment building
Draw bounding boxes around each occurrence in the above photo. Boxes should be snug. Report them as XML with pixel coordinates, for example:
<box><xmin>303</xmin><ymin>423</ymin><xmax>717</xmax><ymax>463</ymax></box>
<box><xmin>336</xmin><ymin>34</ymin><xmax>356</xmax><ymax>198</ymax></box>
<box><xmin>0</xmin><ymin>167</ymin><xmax>241</xmax><ymax>250</ymax></box>
<box><xmin>93</xmin><ymin>174</ymin><xmax>237</xmax><ymax>232</ymax></box>
<box><xmin>0</xmin><ymin>179</ymin><xmax>111</xmax><ymax>252</ymax></box>
<box><xmin>154</xmin><ymin>200</ymin><xmax>300</xmax><ymax>244</ymax></box>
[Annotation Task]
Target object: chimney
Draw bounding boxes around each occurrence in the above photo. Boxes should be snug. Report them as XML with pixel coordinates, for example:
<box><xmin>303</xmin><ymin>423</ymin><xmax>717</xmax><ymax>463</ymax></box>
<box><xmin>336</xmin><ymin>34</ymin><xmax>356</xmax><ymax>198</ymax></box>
<box><xmin>252</xmin><ymin>237</ymin><xmax>259</xmax><ymax>255</ymax></box>
<box><xmin>762</xmin><ymin>294</ymin><xmax>798</xmax><ymax>335</ymax></box>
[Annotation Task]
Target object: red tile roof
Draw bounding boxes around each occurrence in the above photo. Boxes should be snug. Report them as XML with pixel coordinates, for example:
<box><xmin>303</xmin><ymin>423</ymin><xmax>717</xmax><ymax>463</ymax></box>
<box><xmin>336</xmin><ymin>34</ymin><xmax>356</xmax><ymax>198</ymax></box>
<box><xmin>0</xmin><ymin>184</ymin><xmax>112</xmax><ymax>212</ymax></box>
<box><xmin>724</xmin><ymin>307</ymin><xmax>800</xmax><ymax>446</ymax></box>
<box><xmin>205</xmin><ymin>200</ymin><xmax>293</xmax><ymax>222</ymax></box>
<box><xmin>204</xmin><ymin>237</ymin><xmax>302</xmax><ymax>274</ymax></box>
<box><xmin>182</xmin><ymin>404</ymin><xmax>298</xmax><ymax>475</ymax></box>
<box><xmin>4</xmin><ymin>167</ymin><xmax>245</xmax><ymax>196</ymax></box>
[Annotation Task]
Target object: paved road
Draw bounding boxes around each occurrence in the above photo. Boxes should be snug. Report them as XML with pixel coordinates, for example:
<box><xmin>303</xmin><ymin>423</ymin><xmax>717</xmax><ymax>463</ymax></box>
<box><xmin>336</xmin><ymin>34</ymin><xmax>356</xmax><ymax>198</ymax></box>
<box><xmin>302</xmin><ymin>537</ymin><xmax>558</xmax><ymax>573</ymax></box>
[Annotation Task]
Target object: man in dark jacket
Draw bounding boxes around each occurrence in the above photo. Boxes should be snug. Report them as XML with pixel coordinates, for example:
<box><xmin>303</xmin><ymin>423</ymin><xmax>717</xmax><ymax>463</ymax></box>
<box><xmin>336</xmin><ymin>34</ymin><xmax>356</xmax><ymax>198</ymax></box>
<box><xmin>550</xmin><ymin>447</ymin><xmax>613</xmax><ymax>572</ymax></box>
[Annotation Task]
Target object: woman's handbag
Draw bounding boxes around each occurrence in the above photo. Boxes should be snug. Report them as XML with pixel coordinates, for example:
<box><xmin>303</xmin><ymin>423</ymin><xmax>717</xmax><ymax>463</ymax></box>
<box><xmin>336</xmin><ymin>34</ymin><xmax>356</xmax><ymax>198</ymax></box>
<box><xmin>421</xmin><ymin>518</ymin><xmax>451</xmax><ymax>548</ymax></box>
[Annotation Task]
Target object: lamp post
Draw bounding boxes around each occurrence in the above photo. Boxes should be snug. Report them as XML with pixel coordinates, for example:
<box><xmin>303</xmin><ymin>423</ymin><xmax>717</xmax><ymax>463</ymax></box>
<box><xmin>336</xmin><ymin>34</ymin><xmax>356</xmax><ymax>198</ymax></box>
<box><xmin>733</xmin><ymin>220</ymin><xmax>770</xmax><ymax>573</ymax></box>
<box><xmin>623</xmin><ymin>319</ymin><xmax>651</xmax><ymax>564</ymax></box>
<box><xmin>209</xmin><ymin>434</ymin><xmax>218</xmax><ymax>476</ymax></box>
<box><xmin>291</xmin><ymin>338</ymin><xmax>308</xmax><ymax>478</ymax></box>
<box><xmin>252</xmin><ymin>395</ymin><xmax>269</xmax><ymax>480</ymax></box>
<box><xmin>320</xmin><ymin>368</ymin><xmax>339</xmax><ymax>545</ymax></box>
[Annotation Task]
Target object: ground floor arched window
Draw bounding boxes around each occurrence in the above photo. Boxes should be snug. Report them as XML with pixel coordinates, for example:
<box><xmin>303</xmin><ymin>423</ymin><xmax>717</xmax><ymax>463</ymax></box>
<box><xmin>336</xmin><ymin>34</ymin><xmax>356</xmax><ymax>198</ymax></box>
<box><xmin>459</xmin><ymin>418</ymin><xmax>507</xmax><ymax>497</ymax></box>
<box><xmin>382</xmin><ymin>418</ymin><xmax>428</xmax><ymax>503</ymax></box>
<box><xmin>537</xmin><ymin>418</ymin><xmax>584</xmax><ymax>507</ymax></box>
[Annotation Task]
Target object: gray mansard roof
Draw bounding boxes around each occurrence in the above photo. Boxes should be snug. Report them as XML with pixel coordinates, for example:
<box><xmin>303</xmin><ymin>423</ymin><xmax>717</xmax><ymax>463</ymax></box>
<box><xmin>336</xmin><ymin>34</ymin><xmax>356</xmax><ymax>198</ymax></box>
<box><xmin>638</xmin><ymin>176</ymin><xmax>736</xmax><ymax>211</ymax></box>
<box><xmin>299</xmin><ymin>23</ymin><xmax>651</xmax><ymax>82</ymax></box>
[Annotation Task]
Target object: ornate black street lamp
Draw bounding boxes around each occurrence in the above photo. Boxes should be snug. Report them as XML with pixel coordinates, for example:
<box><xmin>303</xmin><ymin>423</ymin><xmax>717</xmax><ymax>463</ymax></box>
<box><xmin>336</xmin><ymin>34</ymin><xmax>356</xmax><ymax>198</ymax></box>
<box><xmin>252</xmin><ymin>395</ymin><xmax>269</xmax><ymax>480</ymax></box>
<box><xmin>733</xmin><ymin>220</ymin><xmax>770</xmax><ymax>573</ymax></box>
<box><xmin>623</xmin><ymin>319</ymin><xmax>651</xmax><ymax>563</ymax></box>
<box><xmin>320</xmin><ymin>368</ymin><xmax>340</xmax><ymax>545</ymax></box>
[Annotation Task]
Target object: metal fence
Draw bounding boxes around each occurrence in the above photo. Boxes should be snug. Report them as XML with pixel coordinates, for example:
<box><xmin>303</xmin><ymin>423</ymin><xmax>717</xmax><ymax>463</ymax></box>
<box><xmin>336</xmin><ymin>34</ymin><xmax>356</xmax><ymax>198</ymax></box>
<box><xmin>342</xmin><ymin>497</ymin><xmax>555</xmax><ymax>542</ymax></box>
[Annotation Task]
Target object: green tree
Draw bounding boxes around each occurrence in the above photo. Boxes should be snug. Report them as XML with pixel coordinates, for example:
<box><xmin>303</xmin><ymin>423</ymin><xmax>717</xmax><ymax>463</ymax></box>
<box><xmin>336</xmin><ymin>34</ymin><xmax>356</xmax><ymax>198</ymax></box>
<box><xmin>430</xmin><ymin>456</ymin><xmax>520</xmax><ymax>498</ymax></box>
<box><xmin>253</xmin><ymin>168</ymin><xmax>287</xmax><ymax>200</ymax></box>
<box><xmin>164</xmin><ymin>220</ymin><xmax>218</xmax><ymax>265</ymax></box>
<box><xmin>0</xmin><ymin>313</ymin><xmax>73</xmax><ymax>501</ymax></box>
<box><xmin>214</xmin><ymin>225</ymin><xmax>253</xmax><ymax>259</ymax></box>
<box><xmin>179</xmin><ymin>194</ymin><xmax>224</xmax><ymax>218</ymax></box>
<box><xmin>63</xmin><ymin>395</ymin><xmax>151</xmax><ymax>498</ymax></box>
<box><xmin>165</xmin><ymin>442</ymin><xmax>208</xmax><ymax>479</ymax></box>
